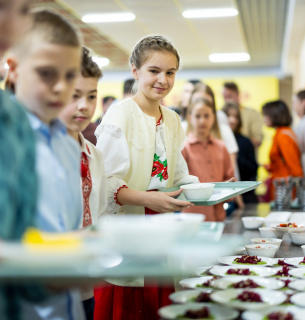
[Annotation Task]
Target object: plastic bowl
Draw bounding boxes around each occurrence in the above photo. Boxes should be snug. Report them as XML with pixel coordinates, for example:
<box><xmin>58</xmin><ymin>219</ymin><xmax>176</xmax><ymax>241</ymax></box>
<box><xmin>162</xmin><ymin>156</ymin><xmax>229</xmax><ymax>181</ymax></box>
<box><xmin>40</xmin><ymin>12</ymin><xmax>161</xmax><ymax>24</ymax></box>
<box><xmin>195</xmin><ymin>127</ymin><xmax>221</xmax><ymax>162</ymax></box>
<box><xmin>151</xmin><ymin>213</ymin><xmax>205</xmax><ymax>238</ymax></box>
<box><xmin>180</xmin><ymin>183</ymin><xmax>215</xmax><ymax>201</ymax></box>
<box><xmin>259</xmin><ymin>227</ymin><xmax>284</xmax><ymax>239</ymax></box>
<box><xmin>289</xmin><ymin>232</ymin><xmax>305</xmax><ymax>246</ymax></box>
<box><xmin>242</xmin><ymin>217</ymin><xmax>265</xmax><ymax>230</ymax></box>
<box><xmin>251</xmin><ymin>238</ymin><xmax>282</xmax><ymax>252</ymax></box>
<box><xmin>98</xmin><ymin>215</ymin><xmax>182</xmax><ymax>256</ymax></box>
<box><xmin>245</xmin><ymin>243</ymin><xmax>278</xmax><ymax>258</ymax></box>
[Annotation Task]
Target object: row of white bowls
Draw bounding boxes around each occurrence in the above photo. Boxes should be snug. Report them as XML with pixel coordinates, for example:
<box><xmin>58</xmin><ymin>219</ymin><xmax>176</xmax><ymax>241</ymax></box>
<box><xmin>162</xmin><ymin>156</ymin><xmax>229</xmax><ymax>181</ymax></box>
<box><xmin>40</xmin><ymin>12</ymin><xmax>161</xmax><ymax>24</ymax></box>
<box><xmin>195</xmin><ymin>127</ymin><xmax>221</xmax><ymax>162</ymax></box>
<box><xmin>242</xmin><ymin>216</ymin><xmax>305</xmax><ymax>246</ymax></box>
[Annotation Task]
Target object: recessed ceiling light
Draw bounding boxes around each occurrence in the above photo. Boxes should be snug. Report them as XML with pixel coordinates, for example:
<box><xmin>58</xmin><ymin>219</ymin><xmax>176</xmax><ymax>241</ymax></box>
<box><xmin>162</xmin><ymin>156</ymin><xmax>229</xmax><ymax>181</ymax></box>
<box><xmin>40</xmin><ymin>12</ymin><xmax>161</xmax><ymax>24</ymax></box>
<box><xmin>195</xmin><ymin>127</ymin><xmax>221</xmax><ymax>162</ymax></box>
<box><xmin>209</xmin><ymin>53</ymin><xmax>250</xmax><ymax>63</ymax></box>
<box><xmin>93</xmin><ymin>57</ymin><xmax>110</xmax><ymax>68</ymax></box>
<box><xmin>183</xmin><ymin>8</ymin><xmax>238</xmax><ymax>19</ymax></box>
<box><xmin>82</xmin><ymin>13</ymin><xmax>135</xmax><ymax>23</ymax></box>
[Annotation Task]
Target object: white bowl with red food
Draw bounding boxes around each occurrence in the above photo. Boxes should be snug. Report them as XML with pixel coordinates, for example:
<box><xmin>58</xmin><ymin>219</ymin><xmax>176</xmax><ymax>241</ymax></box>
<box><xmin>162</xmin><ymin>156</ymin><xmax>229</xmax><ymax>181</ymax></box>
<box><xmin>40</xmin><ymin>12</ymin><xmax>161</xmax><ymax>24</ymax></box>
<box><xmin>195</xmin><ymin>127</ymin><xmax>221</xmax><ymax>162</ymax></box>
<box><xmin>250</xmin><ymin>238</ymin><xmax>282</xmax><ymax>252</ymax></box>
<box><xmin>242</xmin><ymin>217</ymin><xmax>265</xmax><ymax>230</ymax></box>
<box><xmin>245</xmin><ymin>244</ymin><xmax>278</xmax><ymax>258</ymax></box>
<box><xmin>270</xmin><ymin>222</ymin><xmax>305</xmax><ymax>233</ymax></box>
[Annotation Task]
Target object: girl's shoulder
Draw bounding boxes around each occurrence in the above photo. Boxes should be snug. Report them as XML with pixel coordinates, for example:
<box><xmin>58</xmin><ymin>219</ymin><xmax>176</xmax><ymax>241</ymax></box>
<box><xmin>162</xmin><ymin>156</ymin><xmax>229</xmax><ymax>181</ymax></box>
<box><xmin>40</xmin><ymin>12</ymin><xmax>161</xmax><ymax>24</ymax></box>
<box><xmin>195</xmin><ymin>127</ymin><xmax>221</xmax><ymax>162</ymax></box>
<box><xmin>98</xmin><ymin>99</ymin><xmax>137</xmax><ymax>132</ymax></box>
<box><xmin>277</xmin><ymin>127</ymin><xmax>297</xmax><ymax>142</ymax></box>
<box><xmin>161</xmin><ymin>105</ymin><xmax>181</xmax><ymax>124</ymax></box>
<box><xmin>211</xmin><ymin>137</ymin><xmax>228</xmax><ymax>150</ymax></box>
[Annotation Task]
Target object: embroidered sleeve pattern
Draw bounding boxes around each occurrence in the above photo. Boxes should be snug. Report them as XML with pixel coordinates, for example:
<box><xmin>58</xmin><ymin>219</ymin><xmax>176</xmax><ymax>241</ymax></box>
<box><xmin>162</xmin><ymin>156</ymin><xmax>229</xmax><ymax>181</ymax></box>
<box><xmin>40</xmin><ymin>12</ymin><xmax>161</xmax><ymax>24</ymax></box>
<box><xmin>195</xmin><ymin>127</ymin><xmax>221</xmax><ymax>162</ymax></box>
<box><xmin>114</xmin><ymin>185</ymin><xmax>128</xmax><ymax>206</ymax></box>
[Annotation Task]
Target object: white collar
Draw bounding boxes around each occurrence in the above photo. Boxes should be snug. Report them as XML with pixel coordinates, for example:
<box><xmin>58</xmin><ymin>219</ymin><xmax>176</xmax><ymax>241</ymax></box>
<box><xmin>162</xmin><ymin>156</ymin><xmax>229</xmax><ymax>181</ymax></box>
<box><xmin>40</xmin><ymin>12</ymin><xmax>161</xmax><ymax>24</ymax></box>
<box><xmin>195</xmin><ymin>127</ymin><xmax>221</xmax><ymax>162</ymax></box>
<box><xmin>79</xmin><ymin>133</ymin><xmax>94</xmax><ymax>159</ymax></box>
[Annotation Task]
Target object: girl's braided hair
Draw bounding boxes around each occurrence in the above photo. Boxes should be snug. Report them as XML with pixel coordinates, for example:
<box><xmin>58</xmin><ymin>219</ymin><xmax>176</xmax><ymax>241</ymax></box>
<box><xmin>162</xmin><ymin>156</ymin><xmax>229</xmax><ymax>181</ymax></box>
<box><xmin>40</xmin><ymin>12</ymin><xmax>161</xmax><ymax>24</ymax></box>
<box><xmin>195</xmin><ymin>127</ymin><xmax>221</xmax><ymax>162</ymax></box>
<box><xmin>129</xmin><ymin>35</ymin><xmax>180</xmax><ymax>70</ymax></box>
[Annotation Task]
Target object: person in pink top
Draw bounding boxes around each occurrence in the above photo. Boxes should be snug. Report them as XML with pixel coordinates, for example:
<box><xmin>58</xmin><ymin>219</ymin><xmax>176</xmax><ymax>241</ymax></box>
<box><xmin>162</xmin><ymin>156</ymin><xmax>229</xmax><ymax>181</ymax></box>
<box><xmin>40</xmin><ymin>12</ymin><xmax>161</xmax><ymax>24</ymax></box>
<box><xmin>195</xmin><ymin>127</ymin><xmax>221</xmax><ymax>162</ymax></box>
<box><xmin>182</xmin><ymin>98</ymin><xmax>234</xmax><ymax>221</ymax></box>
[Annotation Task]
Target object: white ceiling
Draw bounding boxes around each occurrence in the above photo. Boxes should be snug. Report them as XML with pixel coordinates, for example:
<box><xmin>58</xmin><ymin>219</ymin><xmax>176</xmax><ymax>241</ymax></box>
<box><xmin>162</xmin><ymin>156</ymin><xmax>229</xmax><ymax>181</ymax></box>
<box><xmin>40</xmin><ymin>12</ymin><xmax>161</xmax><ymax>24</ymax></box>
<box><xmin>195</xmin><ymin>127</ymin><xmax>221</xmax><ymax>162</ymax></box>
<box><xmin>62</xmin><ymin>0</ymin><xmax>248</xmax><ymax>69</ymax></box>
<box><xmin>43</xmin><ymin>0</ymin><xmax>298</xmax><ymax>73</ymax></box>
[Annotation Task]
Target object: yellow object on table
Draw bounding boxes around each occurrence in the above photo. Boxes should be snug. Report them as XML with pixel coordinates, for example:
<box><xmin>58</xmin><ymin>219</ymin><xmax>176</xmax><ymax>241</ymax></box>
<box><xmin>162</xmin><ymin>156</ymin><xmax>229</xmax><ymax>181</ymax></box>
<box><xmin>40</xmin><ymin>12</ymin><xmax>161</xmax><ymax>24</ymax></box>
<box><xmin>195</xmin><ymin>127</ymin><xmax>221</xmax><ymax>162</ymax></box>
<box><xmin>22</xmin><ymin>228</ymin><xmax>82</xmax><ymax>252</ymax></box>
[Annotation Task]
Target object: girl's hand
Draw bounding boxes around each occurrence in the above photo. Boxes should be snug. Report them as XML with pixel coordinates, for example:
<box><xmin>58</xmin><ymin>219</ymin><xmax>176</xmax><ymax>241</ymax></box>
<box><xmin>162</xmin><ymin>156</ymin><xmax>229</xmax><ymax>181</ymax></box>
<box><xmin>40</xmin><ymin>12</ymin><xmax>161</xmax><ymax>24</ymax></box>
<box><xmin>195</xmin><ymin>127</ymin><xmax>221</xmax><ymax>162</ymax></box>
<box><xmin>226</xmin><ymin>177</ymin><xmax>236</xmax><ymax>182</ymax></box>
<box><xmin>145</xmin><ymin>189</ymin><xmax>194</xmax><ymax>213</ymax></box>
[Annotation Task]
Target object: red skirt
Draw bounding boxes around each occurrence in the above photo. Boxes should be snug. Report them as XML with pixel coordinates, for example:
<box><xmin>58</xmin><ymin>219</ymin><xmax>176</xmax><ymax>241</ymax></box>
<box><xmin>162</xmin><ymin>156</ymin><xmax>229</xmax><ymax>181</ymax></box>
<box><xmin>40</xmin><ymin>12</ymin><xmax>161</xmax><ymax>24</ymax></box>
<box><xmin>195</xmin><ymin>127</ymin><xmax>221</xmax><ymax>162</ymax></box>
<box><xmin>94</xmin><ymin>205</ymin><xmax>174</xmax><ymax>320</ymax></box>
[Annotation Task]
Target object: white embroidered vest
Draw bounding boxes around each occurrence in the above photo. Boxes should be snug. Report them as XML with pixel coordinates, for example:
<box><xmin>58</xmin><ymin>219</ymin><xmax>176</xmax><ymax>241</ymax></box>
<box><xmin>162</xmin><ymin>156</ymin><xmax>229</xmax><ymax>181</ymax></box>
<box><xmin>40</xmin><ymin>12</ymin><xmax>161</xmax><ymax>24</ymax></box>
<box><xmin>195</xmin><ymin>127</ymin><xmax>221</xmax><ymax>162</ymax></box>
<box><xmin>95</xmin><ymin>98</ymin><xmax>185</xmax><ymax>215</ymax></box>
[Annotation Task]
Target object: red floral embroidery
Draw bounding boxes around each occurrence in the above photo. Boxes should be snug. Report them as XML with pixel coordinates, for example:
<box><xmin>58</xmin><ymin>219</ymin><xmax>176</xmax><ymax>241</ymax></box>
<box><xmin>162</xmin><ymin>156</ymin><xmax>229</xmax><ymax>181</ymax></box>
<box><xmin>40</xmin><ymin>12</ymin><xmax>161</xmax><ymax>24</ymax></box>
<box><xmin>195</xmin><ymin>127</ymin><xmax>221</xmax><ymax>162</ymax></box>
<box><xmin>86</xmin><ymin>144</ymin><xmax>91</xmax><ymax>154</ymax></box>
<box><xmin>152</xmin><ymin>161</ymin><xmax>164</xmax><ymax>177</ymax></box>
<box><xmin>114</xmin><ymin>185</ymin><xmax>128</xmax><ymax>206</ymax></box>
<box><xmin>162</xmin><ymin>166</ymin><xmax>168</xmax><ymax>180</ymax></box>
<box><xmin>152</xmin><ymin>154</ymin><xmax>168</xmax><ymax>181</ymax></box>
<box><xmin>81</xmin><ymin>161</ymin><xmax>88</xmax><ymax>178</ymax></box>
<box><xmin>81</xmin><ymin>152</ymin><xmax>92</xmax><ymax>228</ymax></box>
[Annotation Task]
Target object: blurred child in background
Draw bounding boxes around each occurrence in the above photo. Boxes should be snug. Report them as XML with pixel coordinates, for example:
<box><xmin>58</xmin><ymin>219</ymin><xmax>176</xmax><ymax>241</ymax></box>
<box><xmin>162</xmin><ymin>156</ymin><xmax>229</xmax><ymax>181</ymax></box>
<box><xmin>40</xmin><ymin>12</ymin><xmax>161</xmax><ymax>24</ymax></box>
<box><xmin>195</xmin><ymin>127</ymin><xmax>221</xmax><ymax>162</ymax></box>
<box><xmin>223</xmin><ymin>102</ymin><xmax>258</xmax><ymax>204</ymax></box>
<box><xmin>182</xmin><ymin>98</ymin><xmax>233</xmax><ymax>221</ymax></box>
<box><xmin>262</xmin><ymin>100</ymin><xmax>303</xmax><ymax>200</ymax></box>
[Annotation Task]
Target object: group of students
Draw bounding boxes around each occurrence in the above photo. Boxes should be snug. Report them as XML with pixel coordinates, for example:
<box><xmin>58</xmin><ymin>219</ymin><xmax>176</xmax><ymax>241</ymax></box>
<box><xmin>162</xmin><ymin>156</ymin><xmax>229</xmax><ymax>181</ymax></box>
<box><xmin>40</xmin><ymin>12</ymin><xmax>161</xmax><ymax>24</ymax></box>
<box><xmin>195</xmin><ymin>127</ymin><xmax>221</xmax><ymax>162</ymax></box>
<box><xmin>3</xmin><ymin>2</ymin><xmax>305</xmax><ymax>320</ymax></box>
<box><xmin>177</xmin><ymin>78</ymin><xmax>305</xmax><ymax>205</ymax></box>
<box><xmin>169</xmin><ymin>80</ymin><xmax>260</xmax><ymax>219</ymax></box>
<box><xmin>0</xmin><ymin>1</ymin><xmax>222</xmax><ymax>320</ymax></box>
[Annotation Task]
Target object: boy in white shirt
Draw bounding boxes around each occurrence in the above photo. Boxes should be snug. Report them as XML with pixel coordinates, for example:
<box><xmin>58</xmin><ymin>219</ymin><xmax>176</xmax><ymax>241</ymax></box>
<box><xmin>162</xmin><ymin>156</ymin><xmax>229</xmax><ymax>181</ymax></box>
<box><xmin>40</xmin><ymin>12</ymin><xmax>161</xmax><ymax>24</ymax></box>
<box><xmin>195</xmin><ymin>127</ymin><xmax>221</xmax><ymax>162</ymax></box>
<box><xmin>60</xmin><ymin>47</ymin><xmax>107</xmax><ymax>320</ymax></box>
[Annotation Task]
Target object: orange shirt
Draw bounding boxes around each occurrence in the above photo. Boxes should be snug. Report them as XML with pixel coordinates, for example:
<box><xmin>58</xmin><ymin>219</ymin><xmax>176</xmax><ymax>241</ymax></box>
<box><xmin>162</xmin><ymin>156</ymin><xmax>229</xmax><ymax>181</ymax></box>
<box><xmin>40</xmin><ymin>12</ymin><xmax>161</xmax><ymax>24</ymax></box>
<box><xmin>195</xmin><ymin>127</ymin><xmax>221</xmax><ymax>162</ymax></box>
<box><xmin>269</xmin><ymin>127</ymin><xmax>303</xmax><ymax>200</ymax></box>
<box><xmin>182</xmin><ymin>132</ymin><xmax>233</xmax><ymax>222</ymax></box>
<box><xmin>269</xmin><ymin>127</ymin><xmax>303</xmax><ymax>179</ymax></box>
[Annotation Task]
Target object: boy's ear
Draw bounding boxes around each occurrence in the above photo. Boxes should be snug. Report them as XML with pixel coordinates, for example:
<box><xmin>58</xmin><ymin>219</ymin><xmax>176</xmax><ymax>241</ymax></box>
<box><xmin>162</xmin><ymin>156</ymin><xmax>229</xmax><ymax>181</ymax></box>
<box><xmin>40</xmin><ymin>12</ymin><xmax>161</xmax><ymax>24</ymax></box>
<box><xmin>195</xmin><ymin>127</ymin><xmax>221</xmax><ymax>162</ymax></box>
<box><xmin>6</xmin><ymin>56</ymin><xmax>19</xmax><ymax>84</ymax></box>
<box><xmin>131</xmin><ymin>63</ymin><xmax>138</xmax><ymax>80</ymax></box>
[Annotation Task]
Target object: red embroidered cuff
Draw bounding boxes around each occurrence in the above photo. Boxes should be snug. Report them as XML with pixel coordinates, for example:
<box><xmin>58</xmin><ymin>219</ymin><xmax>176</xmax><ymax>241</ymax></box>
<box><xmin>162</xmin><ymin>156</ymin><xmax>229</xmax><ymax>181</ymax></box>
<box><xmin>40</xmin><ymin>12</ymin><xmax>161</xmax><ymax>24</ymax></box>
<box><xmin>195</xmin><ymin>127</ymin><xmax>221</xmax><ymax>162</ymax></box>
<box><xmin>114</xmin><ymin>185</ymin><xmax>128</xmax><ymax>206</ymax></box>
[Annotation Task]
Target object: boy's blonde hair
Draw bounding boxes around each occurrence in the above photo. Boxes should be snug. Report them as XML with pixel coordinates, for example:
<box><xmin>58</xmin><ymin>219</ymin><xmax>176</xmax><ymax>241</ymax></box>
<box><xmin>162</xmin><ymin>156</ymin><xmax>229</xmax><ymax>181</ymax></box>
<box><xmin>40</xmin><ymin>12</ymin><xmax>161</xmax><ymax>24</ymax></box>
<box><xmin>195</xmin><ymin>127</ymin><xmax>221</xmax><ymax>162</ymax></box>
<box><xmin>14</xmin><ymin>9</ymin><xmax>81</xmax><ymax>57</ymax></box>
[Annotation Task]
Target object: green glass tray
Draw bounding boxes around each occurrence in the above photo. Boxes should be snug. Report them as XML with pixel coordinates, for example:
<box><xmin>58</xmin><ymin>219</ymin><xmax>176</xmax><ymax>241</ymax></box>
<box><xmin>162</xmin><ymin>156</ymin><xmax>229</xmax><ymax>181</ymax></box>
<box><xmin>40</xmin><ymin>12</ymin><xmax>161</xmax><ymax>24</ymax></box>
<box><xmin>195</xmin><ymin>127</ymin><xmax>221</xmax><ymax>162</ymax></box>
<box><xmin>161</xmin><ymin>181</ymin><xmax>261</xmax><ymax>206</ymax></box>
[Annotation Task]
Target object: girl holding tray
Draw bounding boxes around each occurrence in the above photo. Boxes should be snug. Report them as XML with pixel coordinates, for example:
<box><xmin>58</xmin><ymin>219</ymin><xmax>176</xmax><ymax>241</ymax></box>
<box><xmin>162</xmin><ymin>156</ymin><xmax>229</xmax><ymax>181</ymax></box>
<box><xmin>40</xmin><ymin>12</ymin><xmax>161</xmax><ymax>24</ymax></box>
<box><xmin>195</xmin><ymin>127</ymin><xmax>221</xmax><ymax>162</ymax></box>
<box><xmin>182</xmin><ymin>98</ymin><xmax>234</xmax><ymax>221</ymax></box>
<box><xmin>94</xmin><ymin>35</ymin><xmax>201</xmax><ymax>320</ymax></box>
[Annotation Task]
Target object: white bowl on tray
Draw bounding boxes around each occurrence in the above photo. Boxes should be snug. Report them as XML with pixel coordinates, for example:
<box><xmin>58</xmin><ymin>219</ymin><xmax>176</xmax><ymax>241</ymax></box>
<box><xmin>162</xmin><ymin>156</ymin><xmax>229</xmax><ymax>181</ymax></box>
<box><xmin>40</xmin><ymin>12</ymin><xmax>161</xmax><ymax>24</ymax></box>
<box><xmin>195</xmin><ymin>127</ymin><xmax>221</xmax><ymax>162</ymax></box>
<box><xmin>259</xmin><ymin>227</ymin><xmax>284</xmax><ymax>239</ymax></box>
<box><xmin>251</xmin><ymin>238</ymin><xmax>282</xmax><ymax>252</ymax></box>
<box><xmin>242</xmin><ymin>217</ymin><xmax>265</xmax><ymax>230</ymax></box>
<box><xmin>245</xmin><ymin>244</ymin><xmax>278</xmax><ymax>258</ymax></box>
<box><xmin>289</xmin><ymin>233</ymin><xmax>305</xmax><ymax>246</ymax></box>
<box><xmin>180</xmin><ymin>183</ymin><xmax>215</xmax><ymax>201</ymax></box>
